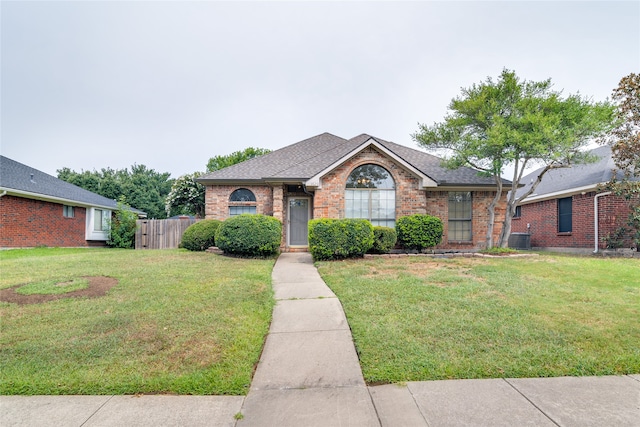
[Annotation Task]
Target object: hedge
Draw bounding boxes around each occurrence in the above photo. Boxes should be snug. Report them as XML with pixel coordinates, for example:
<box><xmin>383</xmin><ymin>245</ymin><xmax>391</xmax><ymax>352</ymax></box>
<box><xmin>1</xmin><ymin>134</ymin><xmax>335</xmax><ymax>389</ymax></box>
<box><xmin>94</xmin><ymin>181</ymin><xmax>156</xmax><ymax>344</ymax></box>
<box><xmin>369</xmin><ymin>226</ymin><xmax>397</xmax><ymax>254</ymax></box>
<box><xmin>396</xmin><ymin>214</ymin><xmax>443</xmax><ymax>250</ymax></box>
<box><xmin>308</xmin><ymin>218</ymin><xmax>374</xmax><ymax>260</ymax></box>
<box><xmin>215</xmin><ymin>214</ymin><xmax>282</xmax><ymax>256</ymax></box>
<box><xmin>180</xmin><ymin>219</ymin><xmax>222</xmax><ymax>251</ymax></box>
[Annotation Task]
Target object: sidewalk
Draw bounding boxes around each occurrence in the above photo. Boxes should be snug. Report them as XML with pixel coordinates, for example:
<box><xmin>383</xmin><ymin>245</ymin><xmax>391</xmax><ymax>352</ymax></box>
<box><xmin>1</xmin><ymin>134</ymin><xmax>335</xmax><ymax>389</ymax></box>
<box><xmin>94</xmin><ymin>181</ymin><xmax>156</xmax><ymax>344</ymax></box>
<box><xmin>1</xmin><ymin>252</ymin><xmax>639</xmax><ymax>426</ymax></box>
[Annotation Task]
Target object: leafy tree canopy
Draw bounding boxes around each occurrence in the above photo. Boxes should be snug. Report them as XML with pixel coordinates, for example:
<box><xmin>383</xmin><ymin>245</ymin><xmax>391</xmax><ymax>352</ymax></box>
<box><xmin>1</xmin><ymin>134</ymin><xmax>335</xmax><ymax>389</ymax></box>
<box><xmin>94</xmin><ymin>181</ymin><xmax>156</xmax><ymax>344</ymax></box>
<box><xmin>206</xmin><ymin>147</ymin><xmax>271</xmax><ymax>172</ymax></box>
<box><xmin>165</xmin><ymin>172</ymin><xmax>206</xmax><ymax>218</ymax></box>
<box><xmin>57</xmin><ymin>165</ymin><xmax>173</xmax><ymax>219</ymax></box>
<box><xmin>413</xmin><ymin>69</ymin><xmax>615</xmax><ymax>248</ymax></box>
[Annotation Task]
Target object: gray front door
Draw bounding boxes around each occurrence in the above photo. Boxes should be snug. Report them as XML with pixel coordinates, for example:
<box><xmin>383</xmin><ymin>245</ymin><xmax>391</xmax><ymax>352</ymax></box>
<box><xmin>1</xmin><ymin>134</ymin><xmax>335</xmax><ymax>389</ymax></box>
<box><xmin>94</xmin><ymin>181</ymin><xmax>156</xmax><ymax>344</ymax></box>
<box><xmin>288</xmin><ymin>198</ymin><xmax>310</xmax><ymax>246</ymax></box>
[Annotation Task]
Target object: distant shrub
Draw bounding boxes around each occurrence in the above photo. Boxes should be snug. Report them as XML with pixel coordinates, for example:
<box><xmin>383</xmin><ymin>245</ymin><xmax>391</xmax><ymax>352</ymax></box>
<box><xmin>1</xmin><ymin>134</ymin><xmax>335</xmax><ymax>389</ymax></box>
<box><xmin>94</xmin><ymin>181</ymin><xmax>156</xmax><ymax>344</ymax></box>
<box><xmin>396</xmin><ymin>214</ymin><xmax>443</xmax><ymax>250</ymax></box>
<box><xmin>309</xmin><ymin>218</ymin><xmax>374</xmax><ymax>260</ymax></box>
<box><xmin>107</xmin><ymin>197</ymin><xmax>138</xmax><ymax>249</ymax></box>
<box><xmin>369</xmin><ymin>226</ymin><xmax>397</xmax><ymax>254</ymax></box>
<box><xmin>215</xmin><ymin>214</ymin><xmax>281</xmax><ymax>256</ymax></box>
<box><xmin>180</xmin><ymin>219</ymin><xmax>222</xmax><ymax>251</ymax></box>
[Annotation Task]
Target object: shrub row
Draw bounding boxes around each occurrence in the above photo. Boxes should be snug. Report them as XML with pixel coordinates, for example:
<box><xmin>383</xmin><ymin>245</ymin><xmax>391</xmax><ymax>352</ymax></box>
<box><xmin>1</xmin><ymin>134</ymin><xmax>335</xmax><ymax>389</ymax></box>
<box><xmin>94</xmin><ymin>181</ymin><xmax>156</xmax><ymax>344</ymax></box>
<box><xmin>181</xmin><ymin>215</ymin><xmax>281</xmax><ymax>256</ymax></box>
<box><xmin>182</xmin><ymin>213</ymin><xmax>443</xmax><ymax>260</ymax></box>
<box><xmin>309</xmin><ymin>219</ymin><xmax>374</xmax><ymax>260</ymax></box>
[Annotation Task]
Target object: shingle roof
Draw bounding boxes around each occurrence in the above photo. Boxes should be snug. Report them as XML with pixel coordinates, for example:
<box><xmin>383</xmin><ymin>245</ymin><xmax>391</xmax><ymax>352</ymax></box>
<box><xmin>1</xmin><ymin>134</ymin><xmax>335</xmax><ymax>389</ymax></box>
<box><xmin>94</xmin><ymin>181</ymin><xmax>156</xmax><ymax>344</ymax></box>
<box><xmin>516</xmin><ymin>145</ymin><xmax>632</xmax><ymax>200</ymax></box>
<box><xmin>0</xmin><ymin>156</ymin><xmax>141</xmax><ymax>212</ymax></box>
<box><xmin>198</xmin><ymin>132</ymin><xmax>502</xmax><ymax>186</ymax></box>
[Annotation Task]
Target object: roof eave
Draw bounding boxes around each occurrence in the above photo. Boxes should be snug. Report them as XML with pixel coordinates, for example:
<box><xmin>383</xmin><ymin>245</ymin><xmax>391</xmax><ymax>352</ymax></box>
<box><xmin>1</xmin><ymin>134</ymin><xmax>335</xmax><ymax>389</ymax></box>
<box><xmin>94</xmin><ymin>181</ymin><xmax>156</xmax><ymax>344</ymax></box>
<box><xmin>518</xmin><ymin>183</ymin><xmax>603</xmax><ymax>205</ymax></box>
<box><xmin>0</xmin><ymin>187</ymin><xmax>119</xmax><ymax>211</ymax></box>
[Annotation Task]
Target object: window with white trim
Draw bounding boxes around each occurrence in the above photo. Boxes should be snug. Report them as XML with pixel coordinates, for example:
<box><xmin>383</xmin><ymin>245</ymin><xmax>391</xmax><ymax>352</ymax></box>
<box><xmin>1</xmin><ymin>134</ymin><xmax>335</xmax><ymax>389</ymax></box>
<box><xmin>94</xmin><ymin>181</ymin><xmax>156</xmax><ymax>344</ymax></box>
<box><xmin>345</xmin><ymin>164</ymin><xmax>396</xmax><ymax>228</ymax></box>
<box><xmin>448</xmin><ymin>192</ymin><xmax>472</xmax><ymax>241</ymax></box>
<box><xmin>229</xmin><ymin>188</ymin><xmax>257</xmax><ymax>216</ymax></box>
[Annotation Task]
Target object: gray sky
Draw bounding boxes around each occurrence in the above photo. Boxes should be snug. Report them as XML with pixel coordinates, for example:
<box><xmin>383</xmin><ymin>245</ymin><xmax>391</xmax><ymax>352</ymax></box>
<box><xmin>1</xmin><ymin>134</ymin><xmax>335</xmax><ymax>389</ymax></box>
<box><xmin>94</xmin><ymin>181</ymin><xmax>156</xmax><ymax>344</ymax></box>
<box><xmin>2</xmin><ymin>1</ymin><xmax>639</xmax><ymax>179</ymax></box>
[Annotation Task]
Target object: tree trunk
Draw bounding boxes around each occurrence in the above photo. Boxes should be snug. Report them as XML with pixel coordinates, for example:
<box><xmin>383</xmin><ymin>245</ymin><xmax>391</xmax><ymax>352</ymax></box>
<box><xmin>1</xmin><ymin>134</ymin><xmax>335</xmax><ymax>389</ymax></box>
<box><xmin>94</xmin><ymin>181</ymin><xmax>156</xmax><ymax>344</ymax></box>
<box><xmin>485</xmin><ymin>176</ymin><xmax>503</xmax><ymax>249</ymax></box>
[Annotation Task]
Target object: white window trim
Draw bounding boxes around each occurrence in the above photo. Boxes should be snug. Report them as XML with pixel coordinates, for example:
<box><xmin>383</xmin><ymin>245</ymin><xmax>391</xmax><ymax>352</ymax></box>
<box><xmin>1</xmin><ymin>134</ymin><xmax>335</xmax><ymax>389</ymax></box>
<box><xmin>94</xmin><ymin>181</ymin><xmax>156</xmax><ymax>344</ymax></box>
<box><xmin>85</xmin><ymin>207</ymin><xmax>111</xmax><ymax>241</ymax></box>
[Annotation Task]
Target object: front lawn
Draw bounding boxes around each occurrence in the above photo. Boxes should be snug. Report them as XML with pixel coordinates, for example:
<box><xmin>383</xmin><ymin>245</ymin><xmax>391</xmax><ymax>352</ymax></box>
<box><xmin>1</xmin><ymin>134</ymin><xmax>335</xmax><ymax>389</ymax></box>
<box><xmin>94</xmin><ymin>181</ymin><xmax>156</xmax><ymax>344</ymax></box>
<box><xmin>317</xmin><ymin>254</ymin><xmax>640</xmax><ymax>384</ymax></box>
<box><xmin>0</xmin><ymin>248</ymin><xmax>275</xmax><ymax>395</ymax></box>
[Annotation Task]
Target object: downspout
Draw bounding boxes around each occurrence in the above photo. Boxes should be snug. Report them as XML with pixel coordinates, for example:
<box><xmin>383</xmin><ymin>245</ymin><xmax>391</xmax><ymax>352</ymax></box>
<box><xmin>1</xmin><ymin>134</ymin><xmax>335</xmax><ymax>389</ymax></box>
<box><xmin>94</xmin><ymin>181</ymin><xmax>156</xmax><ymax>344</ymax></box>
<box><xmin>593</xmin><ymin>191</ymin><xmax>611</xmax><ymax>253</ymax></box>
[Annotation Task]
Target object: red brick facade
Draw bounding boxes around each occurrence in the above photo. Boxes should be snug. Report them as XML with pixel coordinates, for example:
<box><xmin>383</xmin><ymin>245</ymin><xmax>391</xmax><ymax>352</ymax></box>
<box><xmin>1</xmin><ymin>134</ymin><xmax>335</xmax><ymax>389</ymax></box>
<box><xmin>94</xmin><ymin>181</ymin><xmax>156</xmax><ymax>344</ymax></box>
<box><xmin>204</xmin><ymin>146</ymin><xmax>507</xmax><ymax>250</ymax></box>
<box><xmin>511</xmin><ymin>192</ymin><xmax>635</xmax><ymax>250</ymax></box>
<box><xmin>0</xmin><ymin>195</ymin><xmax>104</xmax><ymax>247</ymax></box>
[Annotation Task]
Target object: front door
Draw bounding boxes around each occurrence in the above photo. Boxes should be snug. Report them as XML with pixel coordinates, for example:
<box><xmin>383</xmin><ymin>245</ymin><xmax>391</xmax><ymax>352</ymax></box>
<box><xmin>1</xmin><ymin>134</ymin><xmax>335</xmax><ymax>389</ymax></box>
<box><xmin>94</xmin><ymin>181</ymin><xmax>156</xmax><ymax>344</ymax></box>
<box><xmin>288</xmin><ymin>198</ymin><xmax>310</xmax><ymax>246</ymax></box>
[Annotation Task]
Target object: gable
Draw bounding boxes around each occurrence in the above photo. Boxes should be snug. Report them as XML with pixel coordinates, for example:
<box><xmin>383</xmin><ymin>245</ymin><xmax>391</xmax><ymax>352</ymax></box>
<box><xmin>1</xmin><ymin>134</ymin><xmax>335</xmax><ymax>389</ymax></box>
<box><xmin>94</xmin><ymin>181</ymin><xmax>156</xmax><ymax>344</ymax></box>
<box><xmin>305</xmin><ymin>137</ymin><xmax>437</xmax><ymax>189</ymax></box>
<box><xmin>197</xmin><ymin>132</ymin><xmax>505</xmax><ymax>189</ymax></box>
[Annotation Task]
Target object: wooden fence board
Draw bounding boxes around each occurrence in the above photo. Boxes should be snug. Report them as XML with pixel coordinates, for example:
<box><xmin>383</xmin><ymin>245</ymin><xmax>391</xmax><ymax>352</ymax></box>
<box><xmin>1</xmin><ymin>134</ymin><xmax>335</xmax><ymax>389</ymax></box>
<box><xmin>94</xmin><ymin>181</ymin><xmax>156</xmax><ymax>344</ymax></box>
<box><xmin>135</xmin><ymin>218</ymin><xmax>198</xmax><ymax>249</ymax></box>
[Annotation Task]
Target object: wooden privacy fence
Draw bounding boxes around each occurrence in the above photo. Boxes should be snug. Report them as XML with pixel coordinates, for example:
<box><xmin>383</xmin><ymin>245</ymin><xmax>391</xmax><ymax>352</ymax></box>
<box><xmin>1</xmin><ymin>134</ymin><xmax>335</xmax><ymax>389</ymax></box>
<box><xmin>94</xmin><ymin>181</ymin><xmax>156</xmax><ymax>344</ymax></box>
<box><xmin>135</xmin><ymin>218</ymin><xmax>198</xmax><ymax>249</ymax></box>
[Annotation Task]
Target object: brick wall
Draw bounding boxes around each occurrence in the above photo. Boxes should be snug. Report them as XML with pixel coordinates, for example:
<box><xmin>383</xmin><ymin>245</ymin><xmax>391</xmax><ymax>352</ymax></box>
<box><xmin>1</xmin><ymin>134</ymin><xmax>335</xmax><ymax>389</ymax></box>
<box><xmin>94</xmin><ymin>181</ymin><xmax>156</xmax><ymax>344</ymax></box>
<box><xmin>0</xmin><ymin>195</ymin><xmax>93</xmax><ymax>247</ymax></box>
<box><xmin>314</xmin><ymin>146</ymin><xmax>426</xmax><ymax>219</ymax></box>
<box><xmin>204</xmin><ymin>185</ymin><xmax>274</xmax><ymax>220</ymax></box>
<box><xmin>511</xmin><ymin>192</ymin><xmax>635</xmax><ymax>249</ymax></box>
<box><xmin>203</xmin><ymin>147</ymin><xmax>508</xmax><ymax>250</ymax></box>
<box><xmin>313</xmin><ymin>146</ymin><xmax>506</xmax><ymax>250</ymax></box>
<box><xmin>425</xmin><ymin>190</ymin><xmax>506</xmax><ymax>250</ymax></box>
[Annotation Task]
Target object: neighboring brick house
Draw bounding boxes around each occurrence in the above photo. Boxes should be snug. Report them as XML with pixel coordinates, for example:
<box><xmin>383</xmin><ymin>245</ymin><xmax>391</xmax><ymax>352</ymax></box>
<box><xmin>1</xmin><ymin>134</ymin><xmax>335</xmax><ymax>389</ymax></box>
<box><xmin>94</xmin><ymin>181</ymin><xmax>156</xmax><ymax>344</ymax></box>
<box><xmin>0</xmin><ymin>156</ymin><xmax>145</xmax><ymax>248</ymax></box>
<box><xmin>511</xmin><ymin>145</ymin><xmax>637</xmax><ymax>253</ymax></box>
<box><xmin>197</xmin><ymin>133</ymin><xmax>510</xmax><ymax>251</ymax></box>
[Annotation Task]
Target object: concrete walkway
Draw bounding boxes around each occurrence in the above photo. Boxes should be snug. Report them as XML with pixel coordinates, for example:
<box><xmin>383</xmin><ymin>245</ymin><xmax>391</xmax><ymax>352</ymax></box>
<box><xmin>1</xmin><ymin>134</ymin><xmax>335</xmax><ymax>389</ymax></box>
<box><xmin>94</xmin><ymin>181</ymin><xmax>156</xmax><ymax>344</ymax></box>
<box><xmin>1</xmin><ymin>252</ymin><xmax>639</xmax><ymax>426</ymax></box>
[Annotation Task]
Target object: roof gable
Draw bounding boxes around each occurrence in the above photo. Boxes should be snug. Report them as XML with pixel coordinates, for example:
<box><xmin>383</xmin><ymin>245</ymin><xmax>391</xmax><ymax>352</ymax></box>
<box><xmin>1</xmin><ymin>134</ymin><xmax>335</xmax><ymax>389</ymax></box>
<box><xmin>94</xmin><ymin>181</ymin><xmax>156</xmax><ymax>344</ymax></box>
<box><xmin>197</xmin><ymin>132</ymin><xmax>504</xmax><ymax>188</ymax></box>
<box><xmin>1</xmin><ymin>156</ymin><xmax>123</xmax><ymax>210</ymax></box>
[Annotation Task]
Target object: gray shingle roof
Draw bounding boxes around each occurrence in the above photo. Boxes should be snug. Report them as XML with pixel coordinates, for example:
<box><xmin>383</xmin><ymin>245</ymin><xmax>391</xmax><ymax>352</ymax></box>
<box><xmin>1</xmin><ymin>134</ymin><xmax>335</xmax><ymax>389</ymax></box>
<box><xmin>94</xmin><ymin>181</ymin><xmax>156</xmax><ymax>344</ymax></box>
<box><xmin>198</xmin><ymin>132</ymin><xmax>502</xmax><ymax>186</ymax></box>
<box><xmin>516</xmin><ymin>145</ymin><xmax>632</xmax><ymax>200</ymax></box>
<box><xmin>1</xmin><ymin>156</ymin><xmax>133</xmax><ymax>210</ymax></box>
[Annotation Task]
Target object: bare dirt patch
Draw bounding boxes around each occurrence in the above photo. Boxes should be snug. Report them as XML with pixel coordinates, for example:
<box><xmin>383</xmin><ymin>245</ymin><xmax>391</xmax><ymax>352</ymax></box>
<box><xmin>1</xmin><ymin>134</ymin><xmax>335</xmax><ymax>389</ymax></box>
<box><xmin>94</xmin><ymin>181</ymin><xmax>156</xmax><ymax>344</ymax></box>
<box><xmin>0</xmin><ymin>276</ymin><xmax>118</xmax><ymax>305</ymax></box>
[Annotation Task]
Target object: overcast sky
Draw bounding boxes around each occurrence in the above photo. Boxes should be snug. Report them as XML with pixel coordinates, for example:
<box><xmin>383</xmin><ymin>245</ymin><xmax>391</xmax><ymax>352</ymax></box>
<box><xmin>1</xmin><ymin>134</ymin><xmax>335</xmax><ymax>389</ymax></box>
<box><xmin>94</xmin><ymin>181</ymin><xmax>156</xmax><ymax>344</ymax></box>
<box><xmin>2</xmin><ymin>1</ymin><xmax>638</xmax><ymax>180</ymax></box>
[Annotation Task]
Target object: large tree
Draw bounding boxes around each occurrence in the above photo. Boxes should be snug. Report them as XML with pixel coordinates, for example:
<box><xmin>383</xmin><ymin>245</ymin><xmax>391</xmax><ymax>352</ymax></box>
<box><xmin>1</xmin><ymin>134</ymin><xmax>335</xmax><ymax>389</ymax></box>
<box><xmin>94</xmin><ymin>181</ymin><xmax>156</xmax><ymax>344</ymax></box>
<box><xmin>57</xmin><ymin>165</ymin><xmax>173</xmax><ymax>219</ymax></box>
<box><xmin>165</xmin><ymin>172</ymin><xmax>206</xmax><ymax>218</ymax></box>
<box><xmin>206</xmin><ymin>147</ymin><xmax>271</xmax><ymax>172</ymax></box>
<box><xmin>413</xmin><ymin>69</ymin><xmax>615</xmax><ymax>248</ymax></box>
<box><xmin>603</xmin><ymin>73</ymin><xmax>640</xmax><ymax>247</ymax></box>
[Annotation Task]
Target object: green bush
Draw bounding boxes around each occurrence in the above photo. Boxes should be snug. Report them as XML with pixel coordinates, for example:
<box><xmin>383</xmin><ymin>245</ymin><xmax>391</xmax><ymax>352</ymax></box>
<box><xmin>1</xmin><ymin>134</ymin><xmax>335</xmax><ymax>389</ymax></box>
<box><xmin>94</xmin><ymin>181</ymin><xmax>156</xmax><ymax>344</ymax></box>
<box><xmin>107</xmin><ymin>197</ymin><xmax>138</xmax><ymax>249</ymax></box>
<box><xmin>396</xmin><ymin>214</ymin><xmax>443</xmax><ymax>250</ymax></box>
<box><xmin>309</xmin><ymin>218</ymin><xmax>374</xmax><ymax>260</ymax></box>
<box><xmin>369</xmin><ymin>226</ymin><xmax>397</xmax><ymax>254</ymax></box>
<box><xmin>215</xmin><ymin>214</ymin><xmax>281</xmax><ymax>256</ymax></box>
<box><xmin>180</xmin><ymin>219</ymin><xmax>222</xmax><ymax>251</ymax></box>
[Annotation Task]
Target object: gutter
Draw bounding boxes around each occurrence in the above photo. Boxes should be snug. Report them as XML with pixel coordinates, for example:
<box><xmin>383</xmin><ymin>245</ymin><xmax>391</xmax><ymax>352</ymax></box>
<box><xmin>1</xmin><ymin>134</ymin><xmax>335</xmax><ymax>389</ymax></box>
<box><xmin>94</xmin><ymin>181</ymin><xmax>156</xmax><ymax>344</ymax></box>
<box><xmin>0</xmin><ymin>190</ymin><xmax>6</xmax><ymax>198</ymax></box>
<box><xmin>593</xmin><ymin>191</ymin><xmax>611</xmax><ymax>253</ymax></box>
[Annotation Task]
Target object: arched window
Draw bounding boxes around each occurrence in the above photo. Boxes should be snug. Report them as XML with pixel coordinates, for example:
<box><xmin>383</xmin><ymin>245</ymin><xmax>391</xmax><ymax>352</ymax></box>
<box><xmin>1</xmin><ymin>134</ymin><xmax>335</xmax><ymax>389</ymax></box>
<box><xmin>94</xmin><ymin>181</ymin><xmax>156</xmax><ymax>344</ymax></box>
<box><xmin>229</xmin><ymin>188</ymin><xmax>257</xmax><ymax>216</ymax></box>
<box><xmin>345</xmin><ymin>164</ymin><xmax>396</xmax><ymax>227</ymax></box>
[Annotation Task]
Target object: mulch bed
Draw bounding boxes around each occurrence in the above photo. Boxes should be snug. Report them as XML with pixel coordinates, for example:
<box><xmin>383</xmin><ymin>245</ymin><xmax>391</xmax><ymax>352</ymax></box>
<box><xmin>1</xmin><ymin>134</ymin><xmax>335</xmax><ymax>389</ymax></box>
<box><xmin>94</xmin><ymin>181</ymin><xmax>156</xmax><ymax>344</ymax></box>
<box><xmin>0</xmin><ymin>276</ymin><xmax>118</xmax><ymax>305</ymax></box>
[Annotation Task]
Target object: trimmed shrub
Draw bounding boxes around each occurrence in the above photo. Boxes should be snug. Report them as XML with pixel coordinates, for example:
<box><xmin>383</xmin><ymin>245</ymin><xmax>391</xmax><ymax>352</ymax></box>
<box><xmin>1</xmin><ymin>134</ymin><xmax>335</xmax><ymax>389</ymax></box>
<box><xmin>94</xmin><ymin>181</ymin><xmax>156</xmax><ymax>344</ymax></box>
<box><xmin>369</xmin><ymin>226</ymin><xmax>397</xmax><ymax>254</ymax></box>
<box><xmin>215</xmin><ymin>214</ymin><xmax>282</xmax><ymax>256</ymax></box>
<box><xmin>396</xmin><ymin>214</ymin><xmax>443</xmax><ymax>250</ymax></box>
<box><xmin>180</xmin><ymin>219</ymin><xmax>222</xmax><ymax>251</ymax></box>
<box><xmin>309</xmin><ymin>218</ymin><xmax>374</xmax><ymax>260</ymax></box>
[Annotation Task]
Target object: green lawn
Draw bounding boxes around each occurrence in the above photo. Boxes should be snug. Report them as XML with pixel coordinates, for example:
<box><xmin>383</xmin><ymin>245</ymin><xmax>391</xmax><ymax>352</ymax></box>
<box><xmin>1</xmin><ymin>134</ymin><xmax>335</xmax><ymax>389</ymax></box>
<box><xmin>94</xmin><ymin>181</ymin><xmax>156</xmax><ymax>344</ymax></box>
<box><xmin>317</xmin><ymin>254</ymin><xmax>640</xmax><ymax>384</ymax></box>
<box><xmin>0</xmin><ymin>248</ymin><xmax>275</xmax><ymax>395</ymax></box>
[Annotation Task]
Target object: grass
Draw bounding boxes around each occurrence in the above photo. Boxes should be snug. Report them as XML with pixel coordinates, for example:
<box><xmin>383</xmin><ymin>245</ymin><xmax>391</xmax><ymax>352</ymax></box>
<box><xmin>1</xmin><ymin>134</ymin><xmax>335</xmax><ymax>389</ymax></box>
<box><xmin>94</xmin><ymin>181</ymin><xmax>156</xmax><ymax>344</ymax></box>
<box><xmin>316</xmin><ymin>254</ymin><xmax>640</xmax><ymax>384</ymax></box>
<box><xmin>0</xmin><ymin>248</ymin><xmax>275</xmax><ymax>395</ymax></box>
<box><xmin>15</xmin><ymin>277</ymin><xmax>90</xmax><ymax>295</ymax></box>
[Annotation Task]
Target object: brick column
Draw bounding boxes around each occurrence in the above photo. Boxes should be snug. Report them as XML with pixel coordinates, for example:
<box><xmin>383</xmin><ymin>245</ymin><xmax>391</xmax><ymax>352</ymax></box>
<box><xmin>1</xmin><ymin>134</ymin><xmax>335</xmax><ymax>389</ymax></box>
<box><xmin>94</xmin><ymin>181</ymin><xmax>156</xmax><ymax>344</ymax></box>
<box><xmin>273</xmin><ymin>186</ymin><xmax>284</xmax><ymax>222</ymax></box>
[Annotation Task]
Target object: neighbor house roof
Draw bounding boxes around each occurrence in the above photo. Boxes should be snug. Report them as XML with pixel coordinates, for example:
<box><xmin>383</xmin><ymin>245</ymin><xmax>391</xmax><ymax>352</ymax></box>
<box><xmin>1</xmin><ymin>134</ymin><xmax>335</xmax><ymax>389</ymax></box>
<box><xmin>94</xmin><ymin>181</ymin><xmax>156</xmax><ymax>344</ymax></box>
<box><xmin>198</xmin><ymin>132</ymin><xmax>505</xmax><ymax>188</ymax></box>
<box><xmin>516</xmin><ymin>145</ymin><xmax>633</xmax><ymax>204</ymax></box>
<box><xmin>0</xmin><ymin>155</ymin><xmax>146</xmax><ymax>215</ymax></box>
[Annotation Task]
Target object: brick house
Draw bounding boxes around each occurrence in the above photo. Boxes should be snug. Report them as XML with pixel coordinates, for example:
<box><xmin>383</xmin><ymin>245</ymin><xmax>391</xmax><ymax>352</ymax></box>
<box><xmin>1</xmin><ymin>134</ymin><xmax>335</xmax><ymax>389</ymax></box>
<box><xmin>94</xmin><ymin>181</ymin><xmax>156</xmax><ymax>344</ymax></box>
<box><xmin>511</xmin><ymin>145</ymin><xmax>637</xmax><ymax>253</ymax></box>
<box><xmin>0</xmin><ymin>156</ymin><xmax>145</xmax><ymax>248</ymax></box>
<box><xmin>197</xmin><ymin>133</ymin><xmax>509</xmax><ymax>251</ymax></box>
